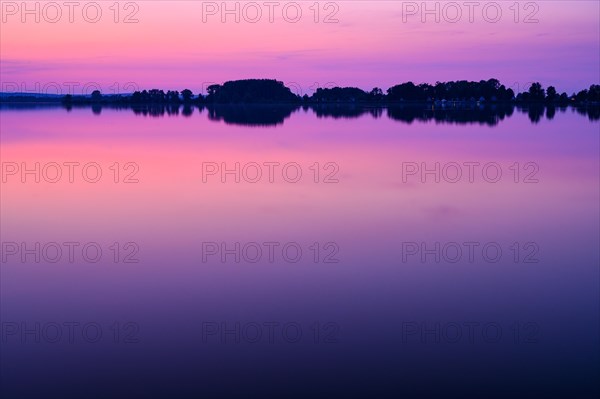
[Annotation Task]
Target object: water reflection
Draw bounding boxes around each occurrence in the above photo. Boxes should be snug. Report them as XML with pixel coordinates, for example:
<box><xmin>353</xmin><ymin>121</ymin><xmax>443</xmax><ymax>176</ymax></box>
<box><xmin>1</xmin><ymin>105</ymin><xmax>598</xmax><ymax>398</ymax></box>
<box><xmin>1</xmin><ymin>103</ymin><xmax>598</xmax><ymax>126</ymax></box>
<box><xmin>205</xmin><ymin>104</ymin><xmax>298</xmax><ymax>127</ymax></box>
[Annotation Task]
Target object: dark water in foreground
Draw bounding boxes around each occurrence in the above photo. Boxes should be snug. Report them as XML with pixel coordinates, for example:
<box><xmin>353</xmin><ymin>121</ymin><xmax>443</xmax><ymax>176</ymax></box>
<box><xmin>1</xmin><ymin>105</ymin><xmax>599</xmax><ymax>398</ymax></box>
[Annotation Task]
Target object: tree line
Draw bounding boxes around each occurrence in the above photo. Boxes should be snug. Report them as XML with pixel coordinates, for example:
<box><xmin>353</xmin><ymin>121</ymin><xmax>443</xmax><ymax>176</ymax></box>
<box><xmin>39</xmin><ymin>78</ymin><xmax>600</xmax><ymax>105</ymax></box>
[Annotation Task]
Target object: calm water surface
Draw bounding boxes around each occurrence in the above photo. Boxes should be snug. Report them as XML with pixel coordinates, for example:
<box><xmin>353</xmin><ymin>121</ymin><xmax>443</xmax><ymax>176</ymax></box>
<box><xmin>1</xmin><ymin>106</ymin><xmax>599</xmax><ymax>397</ymax></box>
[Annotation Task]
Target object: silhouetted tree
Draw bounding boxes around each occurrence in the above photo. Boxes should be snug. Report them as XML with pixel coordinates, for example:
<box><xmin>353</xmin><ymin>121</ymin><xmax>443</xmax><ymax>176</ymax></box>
<box><xmin>387</xmin><ymin>82</ymin><xmax>420</xmax><ymax>101</ymax></box>
<box><xmin>27</xmin><ymin>79</ymin><xmax>598</xmax><ymax>109</ymax></box>
<box><xmin>516</xmin><ymin>92</ymin><xmax>530</xmax><ymax>102</ymax></box>
<box><xmin>587</xmin><ymin>85</ymin><xmax>600</xmax><ymax>103</ymax></box>
<box><xmin>312</xmin><ymin>87</ymin><xmax>368</xmax><ymax>103</ymax></box>
<box><xmin>166</xmin><ymin>90</ymin><xmax>180</xmax><ymax>103</ymax></box>
<box><xmin>505</xmin><ymin>88</ymin><xmax>515</xmax><ymax>101</ymax></box>
<box><xmin>559</xmin><ymin>92</ymin><xmax>569</xmax><ymax>104</ymax></box>
<box><xmin>91</xmin><ymin>90</ymin><xmax>102</xmax><ymax>102</ymax></box>
<box><xmin>575</xmin><ymin>89</ymin><xmax>589</xmax><ymax>103</ymax></box>
<box><xmin>205</xmin><ymin>80</ymin><xmax>298</xmax><ymax>103</ymax></box>
<box><xmin>546</xmin><ymin>86</ymin><xmax>557</xmax><ymax>102</ymax></box>
<box><xmin>528</xmin><ymin>83</ymin><xmax>545</xmax><ymax>102</ymax></box>
<box><xmin>207</xmin><ymin>85</ymin><xmax>220</xmax><ymax>96</ymax></box>
<box><xmin>369</xmin><ymin>87</ymin><xmax>384</xmax><ymax>101</ymax></box>
<box><xmin>182</xmin><ymin>89</ymin><xmax>193</xmax><ymax>103</ymax></box>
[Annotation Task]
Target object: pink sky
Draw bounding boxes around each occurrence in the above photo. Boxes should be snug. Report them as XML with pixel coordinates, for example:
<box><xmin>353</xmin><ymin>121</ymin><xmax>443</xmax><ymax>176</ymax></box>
<box><xmin>1</xmin><ymin>1</ymin><xmax>598</xmax><ymax>95</ymax></box>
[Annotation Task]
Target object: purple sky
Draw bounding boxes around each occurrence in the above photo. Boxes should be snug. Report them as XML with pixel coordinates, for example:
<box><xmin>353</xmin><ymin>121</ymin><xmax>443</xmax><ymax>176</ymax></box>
<box><xmin>1</xmin><ymin>1</ymin><xmax>598</xmax><ymax>94</ymax></box>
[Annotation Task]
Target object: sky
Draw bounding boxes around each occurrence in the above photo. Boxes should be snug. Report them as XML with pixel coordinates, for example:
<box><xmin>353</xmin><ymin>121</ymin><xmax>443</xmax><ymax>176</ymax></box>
<box><xmin>1</xmin><ymin>0</ymin><xmax>599</xmax><ymax>95</ymax></box>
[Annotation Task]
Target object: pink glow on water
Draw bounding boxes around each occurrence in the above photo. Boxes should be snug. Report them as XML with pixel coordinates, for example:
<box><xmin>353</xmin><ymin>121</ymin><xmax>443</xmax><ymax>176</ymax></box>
<box><xmin>1</xmin><ymin>107</ymin><xmax>598</xmax><ymax>247</ymax></box>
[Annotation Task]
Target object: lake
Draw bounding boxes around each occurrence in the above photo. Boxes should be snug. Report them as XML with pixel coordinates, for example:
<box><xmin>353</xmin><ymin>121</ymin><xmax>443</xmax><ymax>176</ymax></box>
<box><xmin>1</xmin><ymin>104</ymin><xmax>599</xmax><ymax>397</ymax></box>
